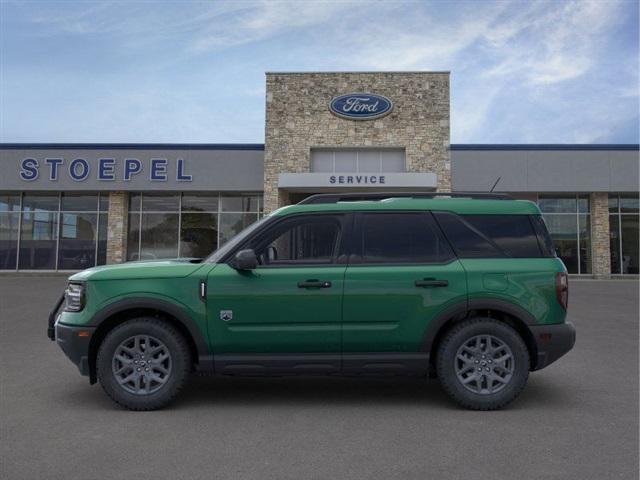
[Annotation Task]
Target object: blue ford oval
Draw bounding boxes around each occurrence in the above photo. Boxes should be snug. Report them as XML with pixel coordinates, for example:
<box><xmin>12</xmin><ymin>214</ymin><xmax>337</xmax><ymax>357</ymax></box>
<box><xmin>329</xmin><ymin>93</ymin><xmax>393</xmax><ymax>120</ymax></box>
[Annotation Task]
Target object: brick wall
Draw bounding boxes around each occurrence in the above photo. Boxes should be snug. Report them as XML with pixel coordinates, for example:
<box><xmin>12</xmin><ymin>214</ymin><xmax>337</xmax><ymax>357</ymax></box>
<box><xmin>106</xmin><ymin>191</ymin><xmax>129</xmax><ymax>264</ymax></box>
<box><xmin>264</xmin><ymin>72</ymin><xmax>450</xmax><ymax>212</ymax></box>
<box><xmin>590</xmin><ymin>192</ymin><xmax>611</xmax><ymax>277</ymax></box>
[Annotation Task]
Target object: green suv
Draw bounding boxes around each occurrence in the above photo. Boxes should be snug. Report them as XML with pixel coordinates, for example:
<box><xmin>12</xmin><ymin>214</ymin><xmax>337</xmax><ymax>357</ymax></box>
<box><xmin>49</xmin><ymin>193</ymin><xmax>575</xmax><ymax>411</ymax></box>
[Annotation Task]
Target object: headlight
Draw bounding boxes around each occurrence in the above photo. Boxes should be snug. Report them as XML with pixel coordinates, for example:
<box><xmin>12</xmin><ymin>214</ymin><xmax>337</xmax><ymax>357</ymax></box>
<box><xmin>64</xmin><ymin>283</ymin><xmax>85</xmax><ymax>312</ymax></box>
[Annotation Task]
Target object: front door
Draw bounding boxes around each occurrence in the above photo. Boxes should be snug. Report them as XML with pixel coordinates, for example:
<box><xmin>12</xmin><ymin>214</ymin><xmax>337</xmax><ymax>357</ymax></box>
<box><xmin>341</xmin><ymin>211</ymin><xmax>467</xmax><ymax>372</ymax></box>
<box><xmin>206</xmin><ymin>213</ymin><xmax>349</xmax><ymax>373</ymax></box>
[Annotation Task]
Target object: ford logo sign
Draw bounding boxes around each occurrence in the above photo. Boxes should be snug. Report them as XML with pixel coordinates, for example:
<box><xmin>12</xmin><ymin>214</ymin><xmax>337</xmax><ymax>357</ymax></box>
<box><xmin>329</xmin><ymin>93</ymin><xmax>393</xmax><ymax>120</ymax></box>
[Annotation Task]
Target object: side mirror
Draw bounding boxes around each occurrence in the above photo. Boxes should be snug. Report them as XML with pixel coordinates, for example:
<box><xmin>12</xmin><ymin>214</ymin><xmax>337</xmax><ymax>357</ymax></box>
<box><xmin>232</xmin><ymin>249</ymin><xmax>258</xmax><ymax>271</ymax></box>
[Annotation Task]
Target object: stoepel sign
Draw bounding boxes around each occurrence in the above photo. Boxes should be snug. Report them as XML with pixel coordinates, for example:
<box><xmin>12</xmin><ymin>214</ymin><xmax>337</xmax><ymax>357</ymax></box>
<box><xmin>329</xmin><ymin>93</ymin><xmax>393</xmax><ymax>120</ymax></box>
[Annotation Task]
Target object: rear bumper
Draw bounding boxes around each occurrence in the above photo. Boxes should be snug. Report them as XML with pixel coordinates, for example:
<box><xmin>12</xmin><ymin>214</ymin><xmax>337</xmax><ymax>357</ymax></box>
<box><xmin>55</xmin><ymin>322</ymin><xmax>95</xmax><ymax>377</ymax></box>
<box><xmin>530</xmin><ymin>321</ymin><xmax>576</xmax><ymax>370</ymax></box>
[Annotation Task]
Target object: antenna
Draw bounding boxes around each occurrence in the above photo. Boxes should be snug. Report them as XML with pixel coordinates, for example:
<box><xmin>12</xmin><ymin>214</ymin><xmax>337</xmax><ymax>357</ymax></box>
<box><xmin>489</xmin><ymin>176</ymin><xmax>501</xmax><ymax>193</ymax></box>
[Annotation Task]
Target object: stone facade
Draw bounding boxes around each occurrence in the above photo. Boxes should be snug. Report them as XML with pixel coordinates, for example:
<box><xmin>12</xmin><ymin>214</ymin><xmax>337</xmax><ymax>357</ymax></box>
<box><xmin>590</xmin><ymin>192</ymin><xmax>611</xmax><ymax>277</ymax></box>
<box><xmin>106</xmin><ymin>191</ymin><xmax>129</xmax><ymax>264</ymax></box>
<box><xmin>264</xmin><ymin>72</ymin><xmax>450</xmax><ymax>212</ymax></box>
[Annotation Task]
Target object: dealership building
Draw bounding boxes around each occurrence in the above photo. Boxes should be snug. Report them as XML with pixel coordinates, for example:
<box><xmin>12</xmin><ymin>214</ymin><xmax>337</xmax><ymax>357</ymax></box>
<box><xmin>0</xmin><ymin>72</ymin><xmax>638</xmax><ymax>276</ymax></box>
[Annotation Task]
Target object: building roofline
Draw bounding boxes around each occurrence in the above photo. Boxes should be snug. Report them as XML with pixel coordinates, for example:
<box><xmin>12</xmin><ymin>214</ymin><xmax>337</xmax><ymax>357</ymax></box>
<box><xmin>0</xmin><ymin>143</ymin><xmax>265</xmax><ymax>151</ymax></box>
<box><xmin>450</xmin><ymin>144</ymin><xmax>640</xmax><ymax>151</ymax></box>
<box><xmin>0</xmin><ymin>143</ymin><xmax>637</xmax><ymax>151</ymax></box>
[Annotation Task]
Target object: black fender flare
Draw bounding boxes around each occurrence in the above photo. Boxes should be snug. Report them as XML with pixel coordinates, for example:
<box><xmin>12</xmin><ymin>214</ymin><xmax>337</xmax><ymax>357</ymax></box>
<box><xmin>88</xmin><ymin>297</ymin><xmax>213</xmax><ymax>372</ymax></box>
<box><xmin>421</xmin><ymin>298</ymin><xmax>537</xmax><ymax>354</ymax></box>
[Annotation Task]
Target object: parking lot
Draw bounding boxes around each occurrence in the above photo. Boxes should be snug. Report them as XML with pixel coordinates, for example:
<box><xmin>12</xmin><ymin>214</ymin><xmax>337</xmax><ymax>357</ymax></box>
<box><xmin>0</xmin><ymin>276</ymin><xmax>638</xmax><ymax>480</ymax></box>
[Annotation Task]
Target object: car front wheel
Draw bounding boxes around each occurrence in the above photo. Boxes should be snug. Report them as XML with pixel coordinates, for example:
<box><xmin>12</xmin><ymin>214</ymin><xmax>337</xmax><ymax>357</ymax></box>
<box><xmin>436</xmin><ymin>318</ymin><xmax>529</xmax><ymax>410</ymax></box>
<box><xmin>96</xmin><ymin>317</ymin><xmax>191</xmax><ymax>411</ymax></box>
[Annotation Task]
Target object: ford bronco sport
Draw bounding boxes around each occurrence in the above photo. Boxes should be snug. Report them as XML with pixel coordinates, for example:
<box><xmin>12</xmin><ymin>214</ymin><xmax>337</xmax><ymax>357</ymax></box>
<box><xmin>49</xmin><ymin>192</ymin><xmax>575</xmax><ymax>411</ymax></box>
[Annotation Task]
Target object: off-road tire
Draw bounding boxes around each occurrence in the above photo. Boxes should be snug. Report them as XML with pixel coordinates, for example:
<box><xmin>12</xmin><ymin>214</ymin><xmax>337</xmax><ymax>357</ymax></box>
<box><xmin>436</xmin><ymin>318</ymin><xmax>529</xmax><ymax>410</ymax></box>
<box><xmin>97</xmin><ymin>317</ymin><xmax>191</xmax><ymax>411</ymax></box>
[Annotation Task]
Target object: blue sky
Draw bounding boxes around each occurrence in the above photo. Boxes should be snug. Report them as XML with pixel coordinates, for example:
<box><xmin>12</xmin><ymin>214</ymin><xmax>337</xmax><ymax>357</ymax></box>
<box><xmin>1</xmin><ymin>0</ymin><xmax>638</xmax><ymax>144</ymax></box>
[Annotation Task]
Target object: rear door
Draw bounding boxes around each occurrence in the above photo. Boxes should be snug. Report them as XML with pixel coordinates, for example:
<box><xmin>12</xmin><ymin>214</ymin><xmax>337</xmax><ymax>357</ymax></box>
<box><xmin>341</xmin><ymin>211</ymin><xmax>467</xmax><ymax>372</ymax></box>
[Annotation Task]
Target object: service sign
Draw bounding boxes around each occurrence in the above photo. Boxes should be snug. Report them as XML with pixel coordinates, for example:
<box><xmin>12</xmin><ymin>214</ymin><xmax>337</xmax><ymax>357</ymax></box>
<box><xmin>329</xmin><ymin>93</ymin><xmax>393</xmax><ymax>120</ymax></box>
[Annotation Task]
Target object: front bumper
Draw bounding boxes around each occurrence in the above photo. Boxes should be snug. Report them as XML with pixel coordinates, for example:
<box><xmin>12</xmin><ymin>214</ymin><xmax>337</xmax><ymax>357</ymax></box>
<box><xmin>54</xmin><ymin>322</ymin><xmax>95</xmax><ymax>376</ymax></box>
<box><xmin>530</xmin><ymin>321</ymin><xmax>576</xmax><ymax>370</ymax></box>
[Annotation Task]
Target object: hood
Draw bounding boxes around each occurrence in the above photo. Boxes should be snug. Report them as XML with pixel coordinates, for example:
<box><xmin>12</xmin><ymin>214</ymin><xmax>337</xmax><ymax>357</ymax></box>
<box><xmin>69</xmin><ymin>258</ymin><xmax>208</xmax><ymax>282</ymax></box>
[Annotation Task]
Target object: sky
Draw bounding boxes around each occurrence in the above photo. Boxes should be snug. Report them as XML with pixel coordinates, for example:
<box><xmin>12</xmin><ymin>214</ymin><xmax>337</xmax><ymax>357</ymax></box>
<box><xmin>0</xmin><ymin>0</ymin><xmax>638</xmax><ymax>144</ymax></box>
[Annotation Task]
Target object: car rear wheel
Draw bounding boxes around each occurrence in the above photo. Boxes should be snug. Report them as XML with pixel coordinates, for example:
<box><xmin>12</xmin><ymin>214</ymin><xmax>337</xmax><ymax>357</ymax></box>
<box><xmin>436</xmin><ymin>318</ymin><xmax>529</xmax><ymax>410</ymax></box>
<box><xmin>97</xmin><ymin>317</ymin><xmax>191</xmax><ymax>411</ymax></box>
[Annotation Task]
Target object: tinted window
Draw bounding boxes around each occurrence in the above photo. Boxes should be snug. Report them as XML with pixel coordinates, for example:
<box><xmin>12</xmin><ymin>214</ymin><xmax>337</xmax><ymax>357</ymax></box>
<box><xmin>530</xmin><ymin>215</ymin><xmax>556</xmax><ymax>257</ymax></box>
<box><xmin>253</xmin><ymin>216</ymin><xmax>341</xmax><ymax>265</ymax></box>
<box><xmin>357</xmin><ymin>212</ymin><xmax>453</xmax><ymax>264</ymax></box>
<box><xmin>435</xmin><ymin>212</ymin><xmax>503</xmax><ymax>258</ymax></box>
<box><xmin>462</xmin><ymin>215</ymin><xmax>542</xmax><ymax>258</ymax></box>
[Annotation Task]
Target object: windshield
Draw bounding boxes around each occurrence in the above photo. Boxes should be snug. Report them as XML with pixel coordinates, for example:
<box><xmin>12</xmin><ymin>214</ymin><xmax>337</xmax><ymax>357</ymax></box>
<box><xmin>205</xmin><ymin>215</ymin><xmax>272</xmax><ymax>263</ymax></box>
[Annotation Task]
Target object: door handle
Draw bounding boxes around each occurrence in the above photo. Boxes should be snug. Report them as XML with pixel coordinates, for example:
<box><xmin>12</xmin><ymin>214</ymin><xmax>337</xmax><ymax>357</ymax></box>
<box><xmin>298</xmin><ymin>279</ymin><xmax>332</xmax><ymax>289</ymax></box>
<box><xmin>415</xmin><ymin>278</ymin><xmax>448</xmax><ymax>287</ymax></box>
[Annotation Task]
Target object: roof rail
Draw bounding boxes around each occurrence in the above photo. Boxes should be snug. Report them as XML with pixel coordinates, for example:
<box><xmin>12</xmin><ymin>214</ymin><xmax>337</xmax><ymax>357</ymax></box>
<box><xmin>298</xmin><ymin>192</ymin><xmax>513</xmax><ymax>205</ymax></box>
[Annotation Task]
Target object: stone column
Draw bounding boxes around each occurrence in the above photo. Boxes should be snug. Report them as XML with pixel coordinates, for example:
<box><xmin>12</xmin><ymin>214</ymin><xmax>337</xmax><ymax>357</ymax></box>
<box><xmin>590</xmin><ymin>192</ymin><xmax>611</xmax><ymax>277</ymax></box>
<box><xmin>106</xmin><ymin>191</ymin><xmax>129</xmax><ymax>264</ymax></box>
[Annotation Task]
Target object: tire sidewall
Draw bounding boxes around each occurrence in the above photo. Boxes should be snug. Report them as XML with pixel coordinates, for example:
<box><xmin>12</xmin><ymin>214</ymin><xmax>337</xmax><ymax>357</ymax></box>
<box><xmin>437</xmin><ymin>319</ymin><xmax>529</xmax><ymax>410</ymax></box>
<box><xmin>97</xmin><ymin>318</ymin><xmax>190</xmax><ymax>410</ymax></box>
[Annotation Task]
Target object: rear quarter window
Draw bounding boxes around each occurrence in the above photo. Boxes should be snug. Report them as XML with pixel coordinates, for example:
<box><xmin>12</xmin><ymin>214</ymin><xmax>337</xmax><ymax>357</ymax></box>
<box><xmin>435</xmin><ymin>213</ymin><xmax>544</xmax><ymax>258</ymax></box>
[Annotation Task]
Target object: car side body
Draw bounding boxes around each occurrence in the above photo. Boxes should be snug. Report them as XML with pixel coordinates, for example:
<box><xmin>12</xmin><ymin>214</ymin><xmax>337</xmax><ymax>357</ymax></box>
<box><xmin>50</xmin><ymin>193</ymin><xmax>576</xmax><ymax>410</ymax></box>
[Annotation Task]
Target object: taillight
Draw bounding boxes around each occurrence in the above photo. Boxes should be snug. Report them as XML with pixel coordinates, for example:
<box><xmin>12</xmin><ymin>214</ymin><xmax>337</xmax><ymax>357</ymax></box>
<box><xmin>556</xmin><ymin>272</ymin><xmax>568</xmax><ymax>310</ymax></box>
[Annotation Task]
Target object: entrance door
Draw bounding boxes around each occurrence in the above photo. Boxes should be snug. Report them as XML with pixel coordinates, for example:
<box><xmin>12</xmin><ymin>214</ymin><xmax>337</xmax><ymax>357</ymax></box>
<box><xmin>206</xmin><ymin>213</ymin><xmax>349</xmax><ymax>373</ymax></box>
<box><xmin>341</xmin><ymin>212</ymin><xmax>467</xmax><ymax>372</ymax></box>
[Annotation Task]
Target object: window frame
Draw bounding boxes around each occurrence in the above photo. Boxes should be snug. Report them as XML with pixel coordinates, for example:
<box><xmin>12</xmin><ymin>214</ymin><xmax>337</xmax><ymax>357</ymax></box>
<box><xmin>349</xmin><ymin>211</ymin><xmax>457</xmax><ymax>266</ymax></box>
<box><xmin>223</xmin><ymin>212</ymin><xmax>351</xmax><ymax>268</ymax></box>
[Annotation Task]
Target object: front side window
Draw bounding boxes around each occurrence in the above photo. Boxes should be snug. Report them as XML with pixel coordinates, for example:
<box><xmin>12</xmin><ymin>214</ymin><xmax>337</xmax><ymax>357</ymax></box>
<box><xmin>356</xmin><ymin>212</ymin><xmax>454</xmax><ymax>264</ymax></box>
<box><xmin>252</xmin><ymin>216</ymin><xmax>342</xmax><ymax>266</ymax></box>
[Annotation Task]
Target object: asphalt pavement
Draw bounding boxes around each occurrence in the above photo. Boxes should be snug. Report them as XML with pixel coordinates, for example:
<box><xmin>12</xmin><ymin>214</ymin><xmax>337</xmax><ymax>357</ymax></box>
<box><xmin>1</xmin><ymin>276</ymin><xmax>638</xmax><ymax>480</ymax></box>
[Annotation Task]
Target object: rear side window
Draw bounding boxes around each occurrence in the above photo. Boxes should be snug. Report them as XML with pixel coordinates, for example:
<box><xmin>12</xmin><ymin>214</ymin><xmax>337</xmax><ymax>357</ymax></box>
<box><xmin>530</xmin><ymin>215</ymin><xmax>556</xmax><ymax>257</ymax></box>
<box><xmin>435</xmin><ymin>213</ymin><xmax>544</xmax><ymax>258</ymax></box>
<box><xmin>356</xmin><ymin>212</ymin><xmax>454</xmax><ymax>264</ymax></box>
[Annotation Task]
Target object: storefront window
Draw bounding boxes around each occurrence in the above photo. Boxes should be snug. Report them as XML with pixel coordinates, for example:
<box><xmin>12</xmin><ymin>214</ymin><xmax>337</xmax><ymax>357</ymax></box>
<box><xmin>609</xmin><ymin>194</ymin><xmax>639</xmax><ymax>274</ymax></box>
<box><xmin>127</xmin><ymin>192</ymin><xmax>262</xmax><ymax>261</ymax></box>
<box><xmin>538</xmin><ymin>195</ymin><xmax>591</xmax><ymax>274</ymax></box>
<box><xmin>0</xmin><ymin>192</ymin><xmax>21</xmax><ymax>269</ymax></box>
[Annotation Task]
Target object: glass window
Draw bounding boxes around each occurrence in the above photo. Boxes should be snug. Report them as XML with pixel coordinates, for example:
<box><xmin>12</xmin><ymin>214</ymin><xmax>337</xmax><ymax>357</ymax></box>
<box><xmin>359</xmin><ymin>213</ymin><xmax>452</xmax><ymax>264</ymax></box>
<box><xmin>609</xmin><ymin>215</ymin><xmax>621</xmax><ymax>274</ymax></box>
<box><xmin>608</xmin><ymin>194</ymin><xmax>639</xmax><ymax>275</ymax></box>
<box><xmin>61</xmin><ymin>193</ymin><xmax>98</xmax><ymax>211</ymax></box>
<box><xmin>0</xmin><ymin>192</ymin><xmax>21</xmax><ymax>212</ymax></box>
<box><xmin>254</xmin><ymin>216</ymin><xmax>341</xmax><ymax>265</ymax></box>
<box><xmin>578</xmin><ymin>215</ymin><xmax>591</xmax><ymax>274</ymax></box>
<box><xmin>435</xmin><ymin>212</ymin><xmax>503</xmax><ymax>258</ymax></box>
<box><xmin>538</xmin><ymin>195</ymin><xmax>591</xmax><ymax>274</ymax></box>
<box><xmin>182</xmin><ymin>193</ymin><xmax>219</xmax><ymax>212</ymax></box>
<box><xmin>620</xmin><ymin>216</ymin><xmax>639</xmax><ymax>274</ymax></box>
<box><xmin>0</xmin><ymin>212</ymin><xmax>19</xmax><ymax>269</ymax></box>
<box><xmin>462</xmin><ymin>215</ymin><xmax>542</xmax><ymax>258</ymax></box>
<box><xmin>620</xmin><ymin>194</ymin><xmax>639</xmax><ymax>213</ymax></box>
<box><xmin>58</xmin><ymin>212</ymin><xmax>98</xmax><ymax>269</ymax></box>
<box><xmin>180</xmin><ymin>213</ymin><xmax>218</xmax><ymax>258</ymax></box>
<box><xmin>19</xmin><ymin>210</ymin><xmax>58</xmax><ymax>269</ymax></box>
<box><xmin>97</xmin><ymin>213</ymin><xmax>107</xmax><ymax>265</ymax></box>
<box><xmin>139</xmin><ymin>213</ymin><xmax>179</xmax><ymax>260</ymax></box>
<box><xmin>220</xmin><ymin>195</ymin><xmax>260</xmax><ymax>212</ymax></box>
<box><xmin>142</xmin><ymin>193</ymin><xmax>179</xmax><ymax>212</ymax></box>
<box><xmin>22</xmin><ymin>193</ymin><xmax>59</xmax><ymax>212</ymax></box>
<box><xmin>127</xmin><ymin>213</ymin><xmax>141</xmax><ymax>261</ymax></box>
<box><xmin>220</xmin><ymin>213</ymin><xmax>259</xmax><ymax>245</ymax></box>
<box><xmin>98</xmin><ymin>193</ymin><xmax>109</xmax><ymax>212</ymax></box>
<box><xmin>129</xmin><ymin>193</ymin><xmax>141</xmax><ymax>212</ymax></box>
<box><xmin>538</xmin><ymin>196</ymin><xmax>577</xmax><ymax>214</ymax></box>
